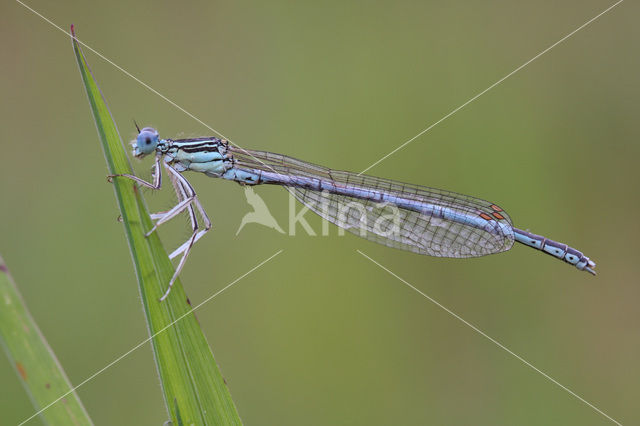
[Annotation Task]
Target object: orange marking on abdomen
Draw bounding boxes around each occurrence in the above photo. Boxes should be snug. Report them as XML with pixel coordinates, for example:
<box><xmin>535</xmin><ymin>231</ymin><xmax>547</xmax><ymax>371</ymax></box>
<box><xmin>492</xmin><ymin>212</ymin><xmax>505</xmax><ymax>220</ymax></box>
<box><xmin>479</xmin><ymin>213</ymin><xmax>493</xmax><ymax>221</ymax></box>
<box><xmin>490</xmin><ymin>204</ymin><xmax>503</xmax><ymax>212</ymax></box>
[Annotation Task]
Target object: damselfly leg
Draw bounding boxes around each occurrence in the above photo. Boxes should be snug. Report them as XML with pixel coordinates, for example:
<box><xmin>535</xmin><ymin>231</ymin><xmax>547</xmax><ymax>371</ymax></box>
<box><xmin>107</xmin><ymin>156</ymin><xmax>162</xmax><ymax>189</ymax></box>
<box><xmin>109</xmin><ymin>159</ymin><xmax>211</xmax><ymax>301</ymax></box>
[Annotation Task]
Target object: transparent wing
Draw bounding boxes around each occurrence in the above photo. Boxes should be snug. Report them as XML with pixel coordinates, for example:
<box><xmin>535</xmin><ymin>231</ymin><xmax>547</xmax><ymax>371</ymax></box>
<box><xmin>230</xmin><ymin>147</ymin><xmax>515</xmax><ymax>258</ymax></box>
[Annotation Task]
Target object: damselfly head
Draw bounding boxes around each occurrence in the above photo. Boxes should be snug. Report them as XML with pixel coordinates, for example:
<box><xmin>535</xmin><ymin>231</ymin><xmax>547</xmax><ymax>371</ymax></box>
<box><xmin>133</xmin><ymin>127</ymin><xmax>159</xmax><ymax>158</ymax></box>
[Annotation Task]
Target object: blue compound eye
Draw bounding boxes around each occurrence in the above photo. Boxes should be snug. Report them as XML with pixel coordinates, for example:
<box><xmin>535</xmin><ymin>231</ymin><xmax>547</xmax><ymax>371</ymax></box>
<box><xmin>134</xmin><ymin>127</ymin><xmax>160</xmax><ymax>156</ymax></box>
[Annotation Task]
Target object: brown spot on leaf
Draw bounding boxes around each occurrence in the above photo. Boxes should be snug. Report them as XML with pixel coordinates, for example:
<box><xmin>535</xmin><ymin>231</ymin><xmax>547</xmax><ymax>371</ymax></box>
<box><xmin>45</xmin><ymin>383</ymin><xmax>51</xmax><ymax>389</ymax></box>
<box><xmin>16</xmin><ymin>362</ymin><xmax>27</xmax><ymax>380</ymax></box>
<box><xmin>0</xmin><ymin>264</ymin><xmax>7</xmax><ymax>273</ymax></box>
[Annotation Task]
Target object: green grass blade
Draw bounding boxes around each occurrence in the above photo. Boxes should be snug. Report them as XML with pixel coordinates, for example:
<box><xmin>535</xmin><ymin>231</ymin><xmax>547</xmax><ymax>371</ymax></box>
<box><xmin>71</xmin><ymin>26</ymin><xmax>242</xmax><ymax>425</ymax></box>
<box><xmin>0</xmin><ymin>255</ymin><xmax>93</xmax><ymax>425</ymax></box>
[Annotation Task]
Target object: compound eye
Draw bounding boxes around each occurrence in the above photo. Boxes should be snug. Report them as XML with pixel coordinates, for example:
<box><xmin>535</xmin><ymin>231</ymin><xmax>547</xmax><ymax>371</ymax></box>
<box><xmin>135</xmin><ymin>127</ymin><xmax>160</xmax><ymax>155</ymax></box>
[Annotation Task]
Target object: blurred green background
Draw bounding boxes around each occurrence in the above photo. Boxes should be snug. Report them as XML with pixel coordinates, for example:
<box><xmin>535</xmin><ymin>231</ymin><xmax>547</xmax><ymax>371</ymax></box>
<box><xmin>1</xmin><ymin>1</ymin><xmax>638</xmax><ymax>425</ymax></box>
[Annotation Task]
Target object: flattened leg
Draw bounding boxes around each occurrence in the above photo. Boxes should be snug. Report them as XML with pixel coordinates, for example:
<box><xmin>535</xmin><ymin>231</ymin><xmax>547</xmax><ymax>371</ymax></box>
<box><xmin>158</xmin><ymin>164</ymin><xmax>212</xmax><ymax>301</ymax></box>
<box><xmin>110</xmin><ymin>158</ymin><xmax>212</xmax><ymax>301</ymax></box>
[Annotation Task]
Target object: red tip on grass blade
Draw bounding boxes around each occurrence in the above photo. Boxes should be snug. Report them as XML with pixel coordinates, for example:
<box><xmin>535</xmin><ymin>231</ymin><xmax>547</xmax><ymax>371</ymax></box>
<box><xmin>70</xmin><ymin>24</ymin><xmax>75</xmax><ymax>36</ymax></box>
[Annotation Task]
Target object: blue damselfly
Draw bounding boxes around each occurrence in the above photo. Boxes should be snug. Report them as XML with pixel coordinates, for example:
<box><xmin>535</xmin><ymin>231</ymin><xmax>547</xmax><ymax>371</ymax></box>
<box><xmin>110</xmin><ymin>127</ymin><xmax>596</xmax><ymax>300</ymax></box>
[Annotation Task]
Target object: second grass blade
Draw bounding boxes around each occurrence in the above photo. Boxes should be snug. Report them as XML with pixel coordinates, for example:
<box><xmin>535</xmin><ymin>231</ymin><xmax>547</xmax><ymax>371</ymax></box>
<box><xmin>0</xmin><ymin>255</ymin><xmax>93</xmax><ymax>425</ymax></box>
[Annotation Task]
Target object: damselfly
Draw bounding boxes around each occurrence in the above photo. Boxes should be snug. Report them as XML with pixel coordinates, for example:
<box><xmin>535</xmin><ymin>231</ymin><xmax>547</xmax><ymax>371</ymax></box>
<box><xmin>111</xmin><ymin>126</ymin><xmax>596</xmax><ymax>301</ymax></box>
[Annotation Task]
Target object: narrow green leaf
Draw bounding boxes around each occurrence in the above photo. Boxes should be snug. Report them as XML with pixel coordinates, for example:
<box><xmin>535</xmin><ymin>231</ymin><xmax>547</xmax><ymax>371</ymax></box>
<box><xmin>71</xmin><ymin>26</ymin><xmax>242</xmax><ymax>425</ymax></box>
<box><xmin>0</xmin><ymin>254</ymin><xmax>93</xmax><ymax>425</ymax></box>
